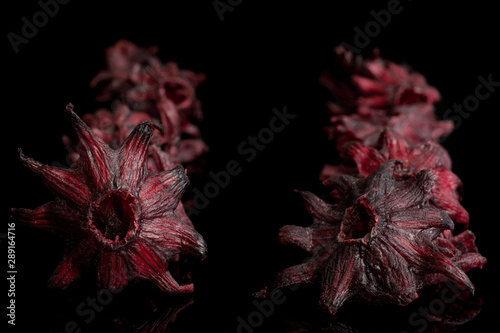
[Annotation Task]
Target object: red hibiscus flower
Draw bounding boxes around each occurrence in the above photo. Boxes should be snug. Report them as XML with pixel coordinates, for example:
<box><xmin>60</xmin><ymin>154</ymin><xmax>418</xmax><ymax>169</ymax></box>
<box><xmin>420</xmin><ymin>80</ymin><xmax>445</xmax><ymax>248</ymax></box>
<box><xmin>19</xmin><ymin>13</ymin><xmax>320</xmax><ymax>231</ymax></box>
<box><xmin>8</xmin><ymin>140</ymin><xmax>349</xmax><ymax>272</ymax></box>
<box><xmin>86</xmin><ymin>40</ymin><xmax>208</xmax><ymax>173</ymax></box>
<box><xmin>320</xmin><ymin>46</ymin><xmax>452</xmax><ymax>150</ymax></box>
<box><xmin>13</xmin><ymin>104</ymin><xmax>207</xmax><ymax>293</ymax></box>
<box><xmin>77</xmin><ymin>100</ymin><xmax>208</xmax><ymax>168</ymax></box>
<box><xmin>320</xmin><ymin>46</ymin><xmax>441</xmax><ymax>116</ymax></box>
<box><xmin>322</xmin><ymin>130</ymin><xmax>468</xmax><ymax>226</ymax></box>
<box><xmin>270</xmin><ymin>162</ymin><xmax>485</xmax><ymax>315</ymax></box>
<box><xmin>326</xmin><ymin>103</ymin><xmax>453</xmax><ymax>151</ymax></box>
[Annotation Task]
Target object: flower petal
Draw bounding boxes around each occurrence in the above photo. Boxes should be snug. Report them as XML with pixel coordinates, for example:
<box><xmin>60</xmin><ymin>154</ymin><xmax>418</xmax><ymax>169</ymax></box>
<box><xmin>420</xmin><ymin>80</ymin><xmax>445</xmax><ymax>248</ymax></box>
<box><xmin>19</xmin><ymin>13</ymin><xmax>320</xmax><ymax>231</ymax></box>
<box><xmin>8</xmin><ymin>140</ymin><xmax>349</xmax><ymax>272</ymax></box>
<box><xmin>296</xmin><ymin>190</ymin><xmax>343</xmax><ymax>225</ymax></box>
<box><xmin>11</xmin><ymin>201</ymin><xmax>82</xmax><ymax>234</ymax></box>
<box><xmin>48</xmin><ymin>241</ymin><xmax>91</xmax><ymax>289</ymax></box>
<box><xmin>384</xmin><ymin>169</ymin><xmax>436</xmax><ymax>211</ymax></box>
<box><xmin>390</xmin><ymin>207</ymin><xmax>453</xmax><ymax>231</ymax></box>
<box><xmin>378</xmin><ymin>130</ymin><xmax>410</xmax><ymax>164</ymax></box>
<box><xmin>139</xmin><ymin>166</ymin><xmax>189</xmax><ymax>219</ymax></box>
<box><xmin>272</xmin><ymin>248</ymin><xmax>331</xmax><ymax>291</ymax></box>
<box><xmin>363</xmin><ymin>163</ymin><xmax>397</xmax><ymax>197</ymax></box>
<box><xmin>345</xmin><ymin>142</ymin><xmax>384</xmax><ymax>176</ymax></box>
<box><xmin>66</xmin><ymin>104</ymin><xmax>113</xmax><ymax>191</ymax></box>
<box><xmin>119</xmin><ymin>121</ymin><xmax>163</xmax><ymax>188</ymax></box>
<box><xmin>409</xmin><ymin>142</ymin><xmax>451</xmax><ymax>170</ymax></box>
<box><xmin>97</xmin><ymin>251</ymin><xmax>129</xmax><ymax>290</ymax></box>
<box><xmin>351</xmin><ymin>75</ymin><xmax>387</xmax><ymax>94</ymax></box>
<box><xmin>431</xmin><ymin>166</ymin><xmax>469</xmax><ymax>226</ymax></box>
<box><xmin>320</xmin><ymin>244</ymin><xmax>360</xmax><ymax>314</ymax></box>
<box><xmin>156</xmin><ymin>98</ymin><xmax>180</xmax><ymax>143</ymax></box>
<box><xmin>363</xmin><ymin>240</ymin><xmax>419</xmax><ymax>305</ymax></box>
<box><xmin>128</xmin><ymin>241</ymin><xmax>193</xmax><ymax>293</ymax></box>
<box><xmin>140</xmin><ymin>213</ymin><xmax>207</xmax><ymax>259</ymax></box>
<box><xmin>19</xmin><ymin>150</ymin><xmax>91</xmax><ymax>208</ymax></box>
<box><xmin>279</xmin><ymin>225</ymin><xmax>336</xmax><ymax>254</ymax></box>
<box><xmin>388</xmin><ymin>232</ymin><xmax>474</xmax><ymax>292</ymax></box>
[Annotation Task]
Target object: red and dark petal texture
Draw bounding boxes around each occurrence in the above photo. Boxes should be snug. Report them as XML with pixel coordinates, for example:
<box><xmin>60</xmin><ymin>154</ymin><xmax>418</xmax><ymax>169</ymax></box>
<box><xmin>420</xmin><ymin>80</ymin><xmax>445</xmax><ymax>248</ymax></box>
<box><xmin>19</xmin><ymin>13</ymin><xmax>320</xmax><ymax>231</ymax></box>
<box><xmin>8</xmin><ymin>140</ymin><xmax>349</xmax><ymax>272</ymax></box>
<box><xmin>422</xmin><ymin>265</ymin><xmax>484</xmax><ymax>332</ymax></box>
<box><xmin>270</xmin><ymin>162</ymin><xmax>485</xmax><ymax>315</ymax></box>
<box><xmin>90</xmin><ymin>39</ymin><xmax>204</xmax><ymax>126</ymax></box>
<box><xmin>320</xmin><ymin>46</ymin><xmax>441</xmax><ymax>116</ymax></box>
<box><xmin>326</xmin><ymin>103</ymin><xmax>453</xmax><ymax>152</ymax></box>
<box><xmin>12</xmin><ymin>104</ymin><xmax>207</xmax><ymax>293</ymax></box>
<box><xmin>90</xmin><ymin>39</ymin><xmax>162</xmax><ymax>93</ymax></box>
<box><xmin>265</xmin><ymin>45</ymin><xmax>485</xmax><ymax>322</ymax></box>
<box><xmin>321</xmin><ymin>130</ymin><xmax>468</xmax><ymax>226</ymax></box>
<box><xmin>69</xmin><ymin>99</ymin><xmax>208</xmax><ymax>170</ymax></box>
<box><xmin>320</xmin><ymin>46</ymin><xmax>452</xmax><ymax>150</ymax></box>
<box><xmin>82</xmin><ymin>40</ymin><xmax>208</xmax><ymax>173</ymax></box>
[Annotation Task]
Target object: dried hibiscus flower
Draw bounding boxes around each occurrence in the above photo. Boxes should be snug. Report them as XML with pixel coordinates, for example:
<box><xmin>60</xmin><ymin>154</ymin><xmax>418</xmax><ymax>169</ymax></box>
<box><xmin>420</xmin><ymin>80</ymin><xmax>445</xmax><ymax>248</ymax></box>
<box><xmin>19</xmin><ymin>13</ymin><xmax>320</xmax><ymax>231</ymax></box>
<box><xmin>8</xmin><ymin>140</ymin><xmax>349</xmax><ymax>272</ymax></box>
<box><xmin>326</xmin><ymin>102</ymin><xmax>453</xmax><ymax>151</ymax></box>
<box><xmin>264</xmin><ymin>47</ymin><xmax>485</xmax><ymax>319</ymax></box>
<box><xmin>91</xmin><ymin>39</ymin><xmax>205</xmax><ymax>137</ymax></box>
<box><xmin>270</xmin><ymin>162</ymin><xmax>485</xmax><ymax>315</ymax></box>
<box><xmin>321</xmin><ymin>130</ymin><xmax>469</xmax><ymax>226</ymax></box>
<box><xmin>12</xmin><ymin>104</ymin><xmax>207</xmax><ymax>292</ymax></box>
<box><xmin>69</xmin><ymin>100</ymin><xmax>207</xmax><ymax>168</ymax></box>
<box><xmin>77</xmin><ymin>40</ymin><xmax>208</xmax><ymax>173</ymax></box>
<box><xmin>264</xmin><ymin>45</ymin><xmax>487</xmax><ymax>318</ymax></box>
<box><xmin>320</xmin><ymin>46</ymin><xmax>452</xmax><ymax>150</ymax></box>
<box><xmin>320</xmin><ymin>46</ymin><xmax>441</xmax><ymax>116</ymax></box>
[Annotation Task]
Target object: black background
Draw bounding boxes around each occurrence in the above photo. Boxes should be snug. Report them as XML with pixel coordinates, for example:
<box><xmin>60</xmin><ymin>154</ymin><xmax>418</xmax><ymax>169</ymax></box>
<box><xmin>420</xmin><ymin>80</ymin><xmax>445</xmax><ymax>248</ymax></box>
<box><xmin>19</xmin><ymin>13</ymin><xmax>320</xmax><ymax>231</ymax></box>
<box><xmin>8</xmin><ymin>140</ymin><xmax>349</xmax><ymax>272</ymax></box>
<box><xmin>4</xmin><ymin>0</ymin><xmax>499</xmax><ymax>332</ymax></box>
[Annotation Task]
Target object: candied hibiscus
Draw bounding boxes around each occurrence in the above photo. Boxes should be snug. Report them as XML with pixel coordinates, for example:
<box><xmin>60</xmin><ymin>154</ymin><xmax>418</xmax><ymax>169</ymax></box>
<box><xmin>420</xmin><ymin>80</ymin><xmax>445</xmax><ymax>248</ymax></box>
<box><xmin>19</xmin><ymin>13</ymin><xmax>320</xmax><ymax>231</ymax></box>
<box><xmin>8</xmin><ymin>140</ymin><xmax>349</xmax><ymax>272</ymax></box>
<box><xmin>12</xmin><ymin>104</ymin><xmax>207</xmax><ymax>292</ymax></box>
<box><xmin>322</xmin><ymin>130</ymin><xmax>468</xmax><ymax>226</ymax></box>
<box><xmin>270</xmin><ymin>162</ymin><xmax>485</xmax><ymax>315</ymax></box>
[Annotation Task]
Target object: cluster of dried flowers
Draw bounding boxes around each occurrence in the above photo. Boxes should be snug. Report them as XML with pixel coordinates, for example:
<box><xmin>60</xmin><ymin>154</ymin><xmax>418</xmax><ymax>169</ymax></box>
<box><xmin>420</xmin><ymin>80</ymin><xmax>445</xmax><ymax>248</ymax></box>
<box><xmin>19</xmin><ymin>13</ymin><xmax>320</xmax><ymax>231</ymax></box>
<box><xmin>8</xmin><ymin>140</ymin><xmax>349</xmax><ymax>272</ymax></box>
<box><xmin>67</xmin><ymin>40</ymin><xmax>208</xmax><ymax>173</ymax></box>
<box><xmin>12</xmin><ymin>41</ymin><xmax>208</xmax><ymax>293</ymax></box>
<box><xmin>12</xmin><ymin>40</ymin><xmax>486</xmax><ymax>327</ymax></box>
<box><xmin>269</xmin><ymin>46</ymin><xmax>486</xmax><ymax>316</ymax></box>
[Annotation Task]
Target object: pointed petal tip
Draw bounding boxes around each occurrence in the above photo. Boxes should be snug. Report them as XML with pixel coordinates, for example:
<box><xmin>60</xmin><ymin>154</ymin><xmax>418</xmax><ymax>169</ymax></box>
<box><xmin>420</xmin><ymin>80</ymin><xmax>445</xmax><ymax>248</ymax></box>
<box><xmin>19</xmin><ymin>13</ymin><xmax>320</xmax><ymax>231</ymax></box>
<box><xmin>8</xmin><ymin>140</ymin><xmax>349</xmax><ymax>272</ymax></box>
<box><xmin>196</xmin><ymin>234</ymin><xmax>208</xmax><ymax>260</ymax></box>
<box><xmin>153</xmin><ymin>121</ymin><xmax>164</xmax><ymax>133</ymax></box>
<box><xmin>64</xmin><ymin>103</ymin><xmax>79</xmax><ymax>123</ymax></box>
<box><xmin>135</xmin><ymin>120</ymin><xmax>164</xmax><ymax>134</ymax></box>
<box><xmin>64</xmin><ymin>103</ymin><xmax>105</xmax><ymax>145</ymax></box>
<box><xmin>17</xmin><ymin>147</ymin><xmax>28</xmax><ymax>162</ymax></box>
<box><xmin>173</xmin><ymin>164</ymin><xmax>189</xmax><ymax>181</ymax></box>
<box><xmin>17</xmin><ymin>148</ymin><xmax>42</xmax><ymax>170</ymax></box>
<box><xmin>17</xmin><ymin>148</ymin><xmax>26</xmax><ymax>165</ymax></box>
<box><xmin>65</xmin><ymin>103</ymin><xmax>90</xmax><ymax>132</ymax></box>
<box><xmin>157</xmin><ymin>271</ymin><xmax>194</xmax><ymax>294</ymax></box>
<box><xmin>119</xmin><ymin>120</ymin><xmax>165</xmax><ymax>158</ymax></box>
<box><xmin>176</xmin><ymin>283</ymin><xmax>194</xmax><ymax>294</ymax></box>
<box><xmin>464</xmin><ymin>277</ymin><xmax>475</xmax><ymax>294</ymax></box>
<box><xmin>65</xmin><ymin>103</ymin><xmax>74</xmax><ymax>113</ymax></box>
<box><xmin>294</xmin><ymin>190</ymin><xmax>316</xmax><ymax>203</ymax></box>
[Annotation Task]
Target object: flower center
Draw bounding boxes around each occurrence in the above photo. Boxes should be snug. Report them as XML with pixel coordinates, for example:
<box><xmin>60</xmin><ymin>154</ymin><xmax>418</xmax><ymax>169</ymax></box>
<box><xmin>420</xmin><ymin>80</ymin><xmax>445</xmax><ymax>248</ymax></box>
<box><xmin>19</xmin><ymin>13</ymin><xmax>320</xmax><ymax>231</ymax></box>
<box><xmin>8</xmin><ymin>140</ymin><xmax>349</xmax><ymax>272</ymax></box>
<box><xmin>338</xmin><ymin>196</ymin><xmax>379</xmax><ymax>242</ymax></box>
<box><xmin>89</xmin><ymin>189</ymin><xmax>139</xmax><ymax>248</ymax></box>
